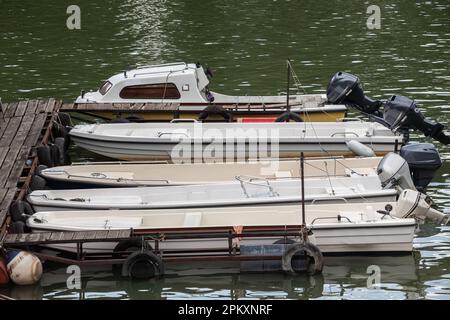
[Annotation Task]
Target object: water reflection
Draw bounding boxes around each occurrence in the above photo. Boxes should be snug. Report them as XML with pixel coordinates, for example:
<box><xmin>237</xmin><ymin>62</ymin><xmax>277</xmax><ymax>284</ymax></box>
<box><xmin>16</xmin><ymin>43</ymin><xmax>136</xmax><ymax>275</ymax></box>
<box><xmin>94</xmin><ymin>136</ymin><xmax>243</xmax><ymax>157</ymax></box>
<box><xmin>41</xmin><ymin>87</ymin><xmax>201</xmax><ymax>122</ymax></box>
<box><xmin>0</xmin><ymin>254</ymin><xmax>434</xmax><ymax>300</ymax></box>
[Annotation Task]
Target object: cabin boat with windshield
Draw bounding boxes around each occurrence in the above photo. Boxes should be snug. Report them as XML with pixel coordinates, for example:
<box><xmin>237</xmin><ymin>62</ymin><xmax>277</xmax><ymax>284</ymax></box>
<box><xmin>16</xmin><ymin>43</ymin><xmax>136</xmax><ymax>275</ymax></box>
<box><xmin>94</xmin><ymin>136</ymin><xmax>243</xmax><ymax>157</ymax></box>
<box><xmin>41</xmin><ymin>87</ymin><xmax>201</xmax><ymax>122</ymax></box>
<box><xmin>75</xmin><ymin>62</ymin><xmax>347</xmax><ymax>122</ymax></box>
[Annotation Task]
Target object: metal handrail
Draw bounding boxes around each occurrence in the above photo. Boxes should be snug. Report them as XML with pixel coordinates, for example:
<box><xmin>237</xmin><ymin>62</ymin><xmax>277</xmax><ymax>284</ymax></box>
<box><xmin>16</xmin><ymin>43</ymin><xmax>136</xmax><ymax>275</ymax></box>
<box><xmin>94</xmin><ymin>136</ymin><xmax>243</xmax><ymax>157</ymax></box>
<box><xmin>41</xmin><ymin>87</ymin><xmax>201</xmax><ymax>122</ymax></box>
<box><xmin>235</xmin><ymin>175</ymin><xmax>278</xmax><ymax>198</ymax></box>
<box><xmin>311</xmin><ymin>197</ymin><xmax>348</xmax><ymax>204</ymax></box>
<box><xmin>310</xmin><ymin>215</ymin><xmax>352</xmax><ymax>225</ymax></box>
<box><xmin>330</xmin><ymin>132</ymin><xmax>360</xmax><ymax>137</ymax></box>
<box><xmin>157</xmin><ymin>132</ymin><xmax>189</xmax><ymax>138</ymax></box>
<box><xmin>170</xmin><ymin>119</ymin><xmax>198</xmax><ymax>123</ymax></box>
<box><xmin>337</xmin><ymin>117</ymin><xmax>363</xmax><ymax>122</ymax></box>
<box><xmin>135</xmin><ymin>62</ymin><xmax>187</xmax><ymax>70</ymax></box>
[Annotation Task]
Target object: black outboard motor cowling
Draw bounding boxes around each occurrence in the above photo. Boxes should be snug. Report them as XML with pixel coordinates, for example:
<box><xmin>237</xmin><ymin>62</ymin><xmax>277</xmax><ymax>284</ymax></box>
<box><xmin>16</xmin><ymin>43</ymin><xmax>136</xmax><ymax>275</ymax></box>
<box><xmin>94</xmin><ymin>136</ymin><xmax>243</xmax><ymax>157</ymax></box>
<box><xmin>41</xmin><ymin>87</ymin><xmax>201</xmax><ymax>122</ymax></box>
<box><xmin>326</xmin><ymin>72</ymin><xmax>382</xmax><ymax>115</ymax></box>
<box><xmin>400</xmin><ymin>143</ymin><xmax>442</xmax><ymax>191</ymax></box>
<box><xmin>326</xmin><ymin>71</ymin><xmax>450</xmax><ymax>145</ymax></box>
<box><xmin>384</xmin><ymin>95</ymin><xmax>450</xmax><ymax>144</ymax></box>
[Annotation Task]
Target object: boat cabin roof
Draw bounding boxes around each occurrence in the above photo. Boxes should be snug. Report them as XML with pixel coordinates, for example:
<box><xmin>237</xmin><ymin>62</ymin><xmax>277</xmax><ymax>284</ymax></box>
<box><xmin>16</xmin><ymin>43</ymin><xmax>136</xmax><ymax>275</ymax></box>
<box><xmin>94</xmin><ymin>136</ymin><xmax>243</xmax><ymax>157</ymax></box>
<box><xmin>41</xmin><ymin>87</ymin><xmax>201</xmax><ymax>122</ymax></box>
<box><xmin>82</xmin><ymin>62</ymin><xmax>211</xmax><ymax>103</ymax></box>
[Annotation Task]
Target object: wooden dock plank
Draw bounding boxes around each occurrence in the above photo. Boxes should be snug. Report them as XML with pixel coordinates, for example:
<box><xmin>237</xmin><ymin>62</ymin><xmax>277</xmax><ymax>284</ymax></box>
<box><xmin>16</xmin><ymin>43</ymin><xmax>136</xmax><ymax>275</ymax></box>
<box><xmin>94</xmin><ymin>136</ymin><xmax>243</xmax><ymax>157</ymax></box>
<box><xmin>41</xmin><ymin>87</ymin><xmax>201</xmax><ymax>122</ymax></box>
<box><xmin>0</xmin><ymin>117</ymin><xmax>21</xmax><ymax>147</ymax></box>
<box><xmin>0</xmin><ymin>147</ymin><xmax>21</xmax><ymax>188</ymax></box>
<box><xmin>5</xmin><ymin>146</ymin><xmax>32</xmax><ymax>188</ymax></box>
<box><xmin>24</xmin><ymin>113</ymin><xmax>47</xmax><ymax>147</ymax></box>
<box><xmin>14</xmin><ymin>100</ymin><xmax>28</xmax><ymax>117</ymax></box>
<box><xmin>0</xmin><ymin>103</ymin><xmax>8</xmax><ymax>117</ymax></box>
<box><xmin>0</xmin><ymin>188</ymin><xmax>16</xmax><ymax>227</ymax></box>
<box><xmin>45</xmin><ymin>98</ymin><xmax>56</xmax><ymax>113</ymax></box>
<box><xmin>35</xmin><ymin>100</ymin><xmax>48</xmax><ymax>114</ymax></box>
<box><xmin>26</xmin><ymin>100</ymin><xmax>39</xmax><ymax>114</ymax></box>
<box><xmin>0</xmin><ymin>118</ymin><xmax>10</xmax><ymax>138</ymax></box>
<box><xmin>4</xmin><ymin>102</ymin><xmax>18</xmax><ymax>118</ymax></box>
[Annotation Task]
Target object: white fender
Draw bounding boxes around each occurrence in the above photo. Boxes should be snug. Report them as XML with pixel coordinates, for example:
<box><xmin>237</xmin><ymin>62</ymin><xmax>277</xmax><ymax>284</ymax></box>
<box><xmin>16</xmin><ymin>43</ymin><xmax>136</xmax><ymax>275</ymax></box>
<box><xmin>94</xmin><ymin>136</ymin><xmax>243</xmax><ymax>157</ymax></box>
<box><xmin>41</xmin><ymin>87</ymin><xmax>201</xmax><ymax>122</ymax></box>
<box><xmin>346</xmin><ymin>140</ymin><xmax>376</xmax><ymax>157</ymax></box>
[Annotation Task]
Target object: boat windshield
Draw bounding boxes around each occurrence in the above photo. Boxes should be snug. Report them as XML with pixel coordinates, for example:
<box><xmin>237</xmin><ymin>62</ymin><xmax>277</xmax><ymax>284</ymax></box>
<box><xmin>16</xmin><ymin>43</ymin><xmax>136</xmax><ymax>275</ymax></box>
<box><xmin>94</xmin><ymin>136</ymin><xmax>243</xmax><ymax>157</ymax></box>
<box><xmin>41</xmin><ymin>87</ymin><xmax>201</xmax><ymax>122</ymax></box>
<box><xmin>99</xmin><ymin>81</ymin><xmax>112</xmax><ymax>95</ymax></box>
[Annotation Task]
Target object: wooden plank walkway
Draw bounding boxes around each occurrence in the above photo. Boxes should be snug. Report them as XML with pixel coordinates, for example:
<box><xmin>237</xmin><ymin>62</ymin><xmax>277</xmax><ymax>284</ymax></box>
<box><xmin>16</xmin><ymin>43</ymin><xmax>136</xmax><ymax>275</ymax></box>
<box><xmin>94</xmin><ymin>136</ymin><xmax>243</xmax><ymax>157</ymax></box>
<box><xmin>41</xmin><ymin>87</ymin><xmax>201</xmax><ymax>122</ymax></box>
<box><xmin>3</xmin><ymin>229</ymin><xmax>132</xmax><ymax>246</ymax></box>
<box><xmin>0</xmin><ymin>99</ymin><xmax>62</xmax><ymax>238</ymax></box>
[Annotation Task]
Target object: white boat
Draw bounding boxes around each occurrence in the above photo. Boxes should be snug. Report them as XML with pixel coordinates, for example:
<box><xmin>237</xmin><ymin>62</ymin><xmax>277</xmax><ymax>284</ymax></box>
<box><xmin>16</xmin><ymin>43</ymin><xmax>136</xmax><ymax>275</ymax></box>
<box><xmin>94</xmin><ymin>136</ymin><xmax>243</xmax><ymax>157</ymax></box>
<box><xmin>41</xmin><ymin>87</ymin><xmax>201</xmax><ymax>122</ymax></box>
<box><xmin>25</xmin><ymin>189</ymin><xmax>450</xmax><ymax>255</ymax></box>
<box><xmin>74</xmin><ymin>62</ymin><xmax>347</xmax><ymax>121</ymax></box>
<box><xmin>69</xmin><ymin>121</ymin><xmax>404</xmax><ymax>161</ymax></box>
<box><xmin>39</xmin><ymin>156</ymin><xmax>383</xmax><ymax>188</ymax></box>
<box><xmin>27</xmin><ymin>174</ymin><xmax>399</xmax><ymax>212</ymax></box>
<box><xmin>27</xmin><ymin>200</ymin><xmax>418</xmax><ymax>254</ymax></box>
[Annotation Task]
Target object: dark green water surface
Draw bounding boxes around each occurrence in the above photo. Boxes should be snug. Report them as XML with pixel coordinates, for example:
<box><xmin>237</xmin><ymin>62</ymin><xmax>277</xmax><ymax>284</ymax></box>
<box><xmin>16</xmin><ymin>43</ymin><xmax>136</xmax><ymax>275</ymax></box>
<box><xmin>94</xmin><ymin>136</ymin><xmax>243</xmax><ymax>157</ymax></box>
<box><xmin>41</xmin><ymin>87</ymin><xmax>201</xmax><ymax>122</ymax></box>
<box><xmin>0</xmin><ymin>0</ymin><xmax>449</xmax><ymax>299</ymax></box>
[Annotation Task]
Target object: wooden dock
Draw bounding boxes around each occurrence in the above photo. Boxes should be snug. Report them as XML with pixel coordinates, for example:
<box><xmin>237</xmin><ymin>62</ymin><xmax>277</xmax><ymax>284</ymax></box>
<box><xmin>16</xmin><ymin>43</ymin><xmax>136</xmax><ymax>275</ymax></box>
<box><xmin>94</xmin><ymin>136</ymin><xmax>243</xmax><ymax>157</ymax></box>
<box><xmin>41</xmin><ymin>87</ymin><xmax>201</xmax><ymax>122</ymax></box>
<box><xmin>0</xmin><ymin>99</ymin><xmax>61</xmax><ymax>240</ymax></box>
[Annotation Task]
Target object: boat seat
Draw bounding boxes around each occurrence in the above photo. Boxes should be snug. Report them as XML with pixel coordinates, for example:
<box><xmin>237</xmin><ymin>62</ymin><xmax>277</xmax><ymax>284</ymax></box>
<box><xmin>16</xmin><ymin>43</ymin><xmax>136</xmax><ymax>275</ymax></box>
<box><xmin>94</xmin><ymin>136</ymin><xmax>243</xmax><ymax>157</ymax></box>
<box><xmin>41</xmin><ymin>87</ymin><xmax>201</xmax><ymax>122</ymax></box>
<box><xmin>275</xmin><ymin>171</ymin><xmax>292</xmax><ymax>178</ymax></box>
<box><xmin>183</xmin><ymin>212</ymin><xmax>203</xmax><ymax>227</ymax></box>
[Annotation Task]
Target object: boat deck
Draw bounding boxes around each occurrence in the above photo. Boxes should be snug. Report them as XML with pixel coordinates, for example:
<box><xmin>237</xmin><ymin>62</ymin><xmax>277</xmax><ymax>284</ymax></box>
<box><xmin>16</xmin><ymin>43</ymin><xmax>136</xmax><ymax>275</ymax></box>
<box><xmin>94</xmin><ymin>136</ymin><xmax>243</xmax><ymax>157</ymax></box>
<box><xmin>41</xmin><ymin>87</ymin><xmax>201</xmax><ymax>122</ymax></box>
<box><xmin>0</xmin><ymin>99</ymin><xmax>61</xmax><ymax>241</ymax></box>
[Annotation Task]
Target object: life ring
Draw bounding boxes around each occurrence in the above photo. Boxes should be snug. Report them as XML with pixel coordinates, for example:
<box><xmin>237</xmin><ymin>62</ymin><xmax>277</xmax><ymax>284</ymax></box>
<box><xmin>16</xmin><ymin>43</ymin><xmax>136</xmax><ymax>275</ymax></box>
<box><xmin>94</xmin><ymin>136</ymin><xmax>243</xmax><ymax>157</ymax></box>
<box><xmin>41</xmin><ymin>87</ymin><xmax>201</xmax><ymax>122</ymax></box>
<box><xmin>282</xmin><ymin>242</ymin><xmax>323</xmax><ymax>275</ymax></box>
<box><xmin>9</xmin><ymin>201</ymin><xmax>34</xmax><ymax>222</ymax></box>
<box><xmin>29</xmin><ymin>175</ymin><xmax>47</xmax><ymax>192</ymax></box>
<box><xmin>198</xmin><ymin>105</ymin><xmax>232</xmax><ymax>122</ymax></box>
<box><xmin>275</xmin><ymin>111</ymin><xmax>303</xmax><ymax>122</ymax></box>
<box><xmin>37</xmin><ymin>145</ymin><xmax>54</xmax><ymax>167</ymax></box>
<box><xmin>121</xmin><ymin>251</ymin><xmax>164</xmax><ymax>279</ymax></box>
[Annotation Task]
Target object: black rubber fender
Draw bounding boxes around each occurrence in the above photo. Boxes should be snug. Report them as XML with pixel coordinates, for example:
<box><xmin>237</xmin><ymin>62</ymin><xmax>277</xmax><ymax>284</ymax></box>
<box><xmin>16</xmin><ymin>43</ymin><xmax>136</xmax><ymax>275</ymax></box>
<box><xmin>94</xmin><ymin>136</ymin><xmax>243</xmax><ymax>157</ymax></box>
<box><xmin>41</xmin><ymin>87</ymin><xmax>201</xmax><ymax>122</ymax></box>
<box><xmin>57</xmin><ymin>112</ymin><xmax>72</xmax><ymax>127</ymax></box>
<box><xmin>275</xmin><ymin>111</ymin><xmax>303</xmax><ymax>122</ymax></box>
<box><xmin>121</xmin><ymin>251</ymin><xmax>164</xmax><ymax>279</ymax></box>
<box><xmin>29</xmin><ymin>175</ymin><xmax>47</xmax><ymax>191</ymax></box>
<box><xmin>112</xmin><ymin>239</ymin><xmax>151</xmax><ymax>259</ymax></box>
<box><xmin>49</xmin><ymin>144</ymin><xmax>60</xmax><ymax>167</ymax></box>
<box><xmin>37</xmin><ymin>145</ymin><xmax>54</xmax><ymax>167</ymax></box>
<box><xmin>9</xmin><ymin>200</ymin><xmax>34</xmax><ymax>222</ymax></box>
<box><xmin>54</xmin><ymin>137</ymin><xmax>66</xmax><ymax>165</ymax></box>
<box><xmin>198</xmin><ymin>105</ymin><xmax>232</xmax><ymax>122</ymax></box>
<box><xmin>282</xmin><ymin>242</ymin><xmax>323</xmax><ymax>275</ymax></box>
<box><xmin>10</xmin><ymin>221</ymin><xmax>25</xmax><ymax>234</ymax></box>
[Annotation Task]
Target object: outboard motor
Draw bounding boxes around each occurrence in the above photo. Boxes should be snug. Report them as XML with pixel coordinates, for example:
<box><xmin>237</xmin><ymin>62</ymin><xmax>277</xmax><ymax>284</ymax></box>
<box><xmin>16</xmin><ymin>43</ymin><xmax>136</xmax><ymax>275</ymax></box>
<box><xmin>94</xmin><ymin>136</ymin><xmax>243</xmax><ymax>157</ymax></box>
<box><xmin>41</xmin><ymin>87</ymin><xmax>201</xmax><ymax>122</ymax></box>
<box><xmin>377</xmin><ymin>153</ymin><xmax>416</xmax><ymax>191</ymax></box>
<box><xmin>327</xmin><ymin>72</ymin><xmax>450</xmax><ymax>145</ymax></box>
<box><xmin>326</xmin><ymin>72</ymin><xmax>382</xmax><ymax>116</ymax></box>
<box><xmin>400</xmin><ymin>143</ymin><xmax>442</xmax><ymax>191</ymax></box>
<box><xmin>393</xmin><ymin>189</ymin><xmax>450</xmax><ymax>225</ymax></box>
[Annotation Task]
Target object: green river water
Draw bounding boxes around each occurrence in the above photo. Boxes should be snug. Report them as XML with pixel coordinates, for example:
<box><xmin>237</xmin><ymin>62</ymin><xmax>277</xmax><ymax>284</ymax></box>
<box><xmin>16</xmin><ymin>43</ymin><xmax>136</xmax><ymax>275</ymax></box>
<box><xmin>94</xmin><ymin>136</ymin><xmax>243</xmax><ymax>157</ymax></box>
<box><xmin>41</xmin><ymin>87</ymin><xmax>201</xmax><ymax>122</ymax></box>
<box><xmin>0</xmin><ymin>0</ymin><xmax>449</xmax><ymax>299</ymax></box>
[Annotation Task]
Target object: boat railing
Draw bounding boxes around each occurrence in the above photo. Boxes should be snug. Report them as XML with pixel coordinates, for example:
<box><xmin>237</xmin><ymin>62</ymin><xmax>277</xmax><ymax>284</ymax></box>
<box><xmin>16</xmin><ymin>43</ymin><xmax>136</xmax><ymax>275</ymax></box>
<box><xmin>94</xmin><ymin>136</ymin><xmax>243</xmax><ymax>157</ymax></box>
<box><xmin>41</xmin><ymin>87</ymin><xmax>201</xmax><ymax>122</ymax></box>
<box><xmin>310</xmin><ymin>215</ymin><xmax>352</xmax><ymax>225</ymax></box>
<box><xmin>330</xmin><ymin>132</ymin><xmax>360</xmax><ymax>137</ymax></box>
<box><xmin>135</xmin><ymin>62</ymin><xmax>187</xmax><ymax>70</ymax></box>
<box><xmin>235</xmin><ymin>175</ymin><xmax>279</xmax><ymax>198</ymax></box>
<box><xmin>311</xmin><ymin>197</ymin><xmax>348</xmax><ymax>204</ymax></box>
<box><xmin>156</xmin><ymin>132</ymin><xmax>190</xmax><ymax>138</ymax></box>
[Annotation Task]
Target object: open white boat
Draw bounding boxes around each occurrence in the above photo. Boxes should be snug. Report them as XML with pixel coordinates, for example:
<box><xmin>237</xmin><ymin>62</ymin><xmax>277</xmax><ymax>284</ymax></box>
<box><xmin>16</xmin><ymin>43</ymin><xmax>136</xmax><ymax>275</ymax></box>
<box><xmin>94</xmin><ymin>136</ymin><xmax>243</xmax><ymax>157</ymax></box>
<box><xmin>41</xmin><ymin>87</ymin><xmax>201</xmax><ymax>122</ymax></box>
<box><xmin>69</xmin><ymin>121</ymin><xmax>404</xmax><ymax>161</ymax></box>
<box><xmin>27</xmin><ymin>200</ymin><xmax>417</xmax><ymax>254</ymax></box>
<box><xmin>39</xmin><ymin>156</ymin><xmax>383</xmax><ymax>188</ymax></box>
<box><xmin>26</xmin><ymin>189</ymin><xmax>450</xmax><ymax>255</ymax></box>
<box><xmin>28</xmin><ymin>174</ymin><xmax>400</xmax><ymax>212</ymax></box>
<box><xmin>74</xmin><ymin>62</ymin><xmax>347</xmax><ymax>122</ymax></box>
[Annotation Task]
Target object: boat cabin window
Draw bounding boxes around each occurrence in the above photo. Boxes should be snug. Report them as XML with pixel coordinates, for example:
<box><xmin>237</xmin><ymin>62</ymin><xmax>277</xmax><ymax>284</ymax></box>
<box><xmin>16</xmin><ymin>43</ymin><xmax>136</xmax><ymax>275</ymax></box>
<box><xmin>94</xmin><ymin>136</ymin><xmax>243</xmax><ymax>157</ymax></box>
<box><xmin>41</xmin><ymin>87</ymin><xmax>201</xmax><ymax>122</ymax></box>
<box><xmin>119</xmin><ymin>83</ymin><xmax>181</xmax><ymax>99</ymax></box>
<box><xmin>99</xmin><ymin>81</ymin><xmax>112</xmax><ymax>95</ymax></box>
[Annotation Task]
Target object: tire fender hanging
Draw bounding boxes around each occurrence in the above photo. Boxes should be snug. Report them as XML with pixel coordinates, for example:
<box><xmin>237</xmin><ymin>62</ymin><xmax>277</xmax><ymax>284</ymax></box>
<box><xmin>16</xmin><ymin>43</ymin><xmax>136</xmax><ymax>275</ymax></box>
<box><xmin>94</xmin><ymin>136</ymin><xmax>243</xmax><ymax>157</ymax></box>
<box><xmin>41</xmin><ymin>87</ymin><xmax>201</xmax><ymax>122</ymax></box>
<box><xmin>282</xmin><ymin>242</ymin><xmax>323</xmax><ymax>275</ymax></box>
<box><xmin>275</xmin><ymin>111</ymin><xmax>303</xmax><ymax>122</ymax></box>
<box><xmin>198</xmin><ymin>105</ymin><xmax>233</xmax><ymax>122</ymax></box>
